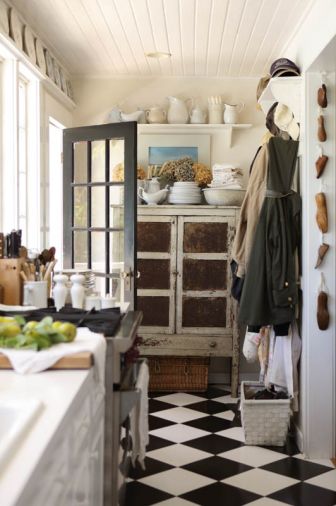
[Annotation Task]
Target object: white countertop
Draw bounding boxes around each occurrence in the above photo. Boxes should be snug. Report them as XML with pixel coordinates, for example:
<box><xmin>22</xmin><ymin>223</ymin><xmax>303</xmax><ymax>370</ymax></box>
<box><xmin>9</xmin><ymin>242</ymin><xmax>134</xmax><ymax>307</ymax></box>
<box><xmin>0</xmin><ymin>366</ymin><xmax>91</xmax><ymax>505</ymax></box>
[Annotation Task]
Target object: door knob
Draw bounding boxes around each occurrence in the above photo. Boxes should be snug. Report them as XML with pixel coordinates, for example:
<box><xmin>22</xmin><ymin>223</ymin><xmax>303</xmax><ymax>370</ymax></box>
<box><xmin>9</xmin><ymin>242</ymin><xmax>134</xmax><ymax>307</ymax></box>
<box><xmin>120</xmin><ymin>271</ymin><xmax>130</xmax><ymax>279</ymax></box>
<box><xmin>136</xmin><ymin>271</ymin><xmax>141</xmax><ymax>279</ymax></box>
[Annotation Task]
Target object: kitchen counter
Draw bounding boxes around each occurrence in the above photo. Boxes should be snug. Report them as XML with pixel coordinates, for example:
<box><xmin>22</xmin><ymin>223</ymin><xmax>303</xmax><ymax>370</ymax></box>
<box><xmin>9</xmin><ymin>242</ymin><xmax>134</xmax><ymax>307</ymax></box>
<box><xmin>0</xmin><ymin>325</ymin><xmax>107</xmax><ymax>506</ymax></box>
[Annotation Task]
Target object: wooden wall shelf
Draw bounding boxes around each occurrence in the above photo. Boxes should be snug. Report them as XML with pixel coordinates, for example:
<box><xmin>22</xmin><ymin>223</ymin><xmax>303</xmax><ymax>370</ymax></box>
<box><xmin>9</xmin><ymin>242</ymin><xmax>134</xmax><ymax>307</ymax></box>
<box><xmin>138</xmin><ymin>123</ymin><xmax>252</xmax><ymax>148</ymax></box>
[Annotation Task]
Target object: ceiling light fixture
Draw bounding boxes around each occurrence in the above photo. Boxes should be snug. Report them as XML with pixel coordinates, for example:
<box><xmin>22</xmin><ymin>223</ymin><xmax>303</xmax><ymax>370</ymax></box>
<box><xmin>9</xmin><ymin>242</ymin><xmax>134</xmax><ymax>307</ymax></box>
<box><xmin>145</xmin><ymin>51</ymin><xmax>172</xmax><ymax>59</ymax></box>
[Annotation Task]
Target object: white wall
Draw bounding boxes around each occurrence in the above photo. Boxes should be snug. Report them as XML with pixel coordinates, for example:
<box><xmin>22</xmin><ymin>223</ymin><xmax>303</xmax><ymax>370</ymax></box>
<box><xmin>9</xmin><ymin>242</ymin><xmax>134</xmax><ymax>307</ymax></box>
<box><xmin>301</xmin><ymin>72</ymin><xmax>335</xmax><ymax>459</ymax></box>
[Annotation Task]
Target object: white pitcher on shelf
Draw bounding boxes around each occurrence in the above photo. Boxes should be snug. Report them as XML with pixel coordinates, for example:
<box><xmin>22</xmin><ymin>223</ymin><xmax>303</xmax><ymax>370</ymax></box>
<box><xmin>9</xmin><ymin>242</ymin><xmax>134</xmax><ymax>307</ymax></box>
<box><xmin>223</xmin><ymin>103</ymin><xmax>244</xmax><ymax>124</ymax></box>
<box><xmin>167</xmin><ymin>96</ymin><xmax>189</xmax><ymax>124</ymax></box>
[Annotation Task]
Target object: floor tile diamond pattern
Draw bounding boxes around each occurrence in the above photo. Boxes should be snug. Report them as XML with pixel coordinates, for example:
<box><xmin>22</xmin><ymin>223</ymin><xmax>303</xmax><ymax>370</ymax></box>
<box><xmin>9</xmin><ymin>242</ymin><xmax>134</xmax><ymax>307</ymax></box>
<box><xmin>125</xmin><ymin>388</ymin><xmax>335</xmax><ymax>506</ymax></box>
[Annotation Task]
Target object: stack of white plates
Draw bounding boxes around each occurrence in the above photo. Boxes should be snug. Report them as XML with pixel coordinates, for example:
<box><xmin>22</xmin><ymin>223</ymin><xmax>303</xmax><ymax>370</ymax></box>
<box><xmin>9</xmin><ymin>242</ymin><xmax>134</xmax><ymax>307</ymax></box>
<box><xmin>168</xmin><ymin>182</ymin><xmax>202</xmax><ymax>204</ymax></box>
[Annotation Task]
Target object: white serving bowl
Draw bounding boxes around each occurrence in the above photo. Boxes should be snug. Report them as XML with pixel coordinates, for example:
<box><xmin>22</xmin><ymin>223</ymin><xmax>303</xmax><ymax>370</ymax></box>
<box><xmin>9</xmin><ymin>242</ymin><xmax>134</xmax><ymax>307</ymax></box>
<box><xmin>203</xmin><ymin>188</ymin><xmax>245</xmax><ymax>206</ymax></box>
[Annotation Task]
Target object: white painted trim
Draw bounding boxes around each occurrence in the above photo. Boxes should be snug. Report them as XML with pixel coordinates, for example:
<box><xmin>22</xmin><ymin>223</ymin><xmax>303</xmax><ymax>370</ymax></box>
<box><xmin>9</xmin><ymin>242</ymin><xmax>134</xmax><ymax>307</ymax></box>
<box><xmin>2</xmin><ymin>57</ymin><xmax>18</xmax><ymax>232</ymax></box>
<box><xmin>301</xmin><ymin>70</ymin><xmax>336</xmax><ymax>459</ymax></box>
<box><xmin>25</xmin><ymin>75</ymin><xmax>40</xmax><ymax>249</ymax></box>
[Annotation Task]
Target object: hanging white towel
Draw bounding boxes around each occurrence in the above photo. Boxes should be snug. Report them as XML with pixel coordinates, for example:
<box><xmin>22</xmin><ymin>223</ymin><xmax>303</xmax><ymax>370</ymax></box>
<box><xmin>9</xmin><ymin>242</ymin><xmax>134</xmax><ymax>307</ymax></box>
<box><xmin>265</xmin><ymin>323</ymin><xmax>301</xmax><ymax>411</ymax></box>
<box><xmin>129</xmin><ymin>360</ymin><xmax>149</xmax><ymax>469</ymax></box>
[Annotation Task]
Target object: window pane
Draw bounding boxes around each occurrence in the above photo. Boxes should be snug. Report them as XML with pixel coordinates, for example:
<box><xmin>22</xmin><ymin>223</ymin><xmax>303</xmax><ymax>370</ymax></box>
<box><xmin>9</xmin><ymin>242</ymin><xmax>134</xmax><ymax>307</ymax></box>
<box><xmin>110</xmin><ymin>274</ymin><xmax>123</xmax><ymax>304</ymax></box>
<box><xmin>74</xmin><ymin>231</ymin><xmax>88</xmax><ymax>269</ymax></box>
<box><xmin>110</xmin><ymin>139</ymin><xmax>125</xmax><ymax>181</ymax></box>
<box><xmin>18</xmin><ymin>79</ymin><xmax>27</xmax><ymax>244</ymax></box>
<box><xmin>92</xmin><ymin>140</ymin><xmax>105</xmax><ymax>182</ymax></box>
<box><xmin>95</xmin><ymin>276</ymin><xmax>108</xmax><ymax>297</ymax></box>
<box><xmin>91</xmin><ymin>232</ymin><xmax>105</xmax><ymax>273</ymax></box>
<box><xmin>109</xmin><ymin>185</ymin><xmax>124</xmax><ymax>206</ymax></box>
<box><xmin>74</xmin><ymin>142</ymin><xmax>87</xmax><ymax>183</ymax></box>
<box><xmin>109</xmin><ymin>231</ymin><xmax>124</xmax><ymax>265</ymax></box>
<box><xmin>18</xmin><ymin>172</ymin><xmax>26</xmax><ymax>216</ymax></box>
<box><xmin>74</xmin><ymin>187</ymin><xmax>87</xmax><ymax>227</ymax></box>
<box><xmin>18</xmin><ymin>128</ymin><xmax>26</xmax><ymax>173</ymax></box>
<box><xmin>110</xmin><ymin>204</ymin><xmax>124</xmax><ymax>229</ymax></box>
<box><xmin>91</xmin><ymin>186</ymin><xmax>105</xmax><ymax>227</ymax></box>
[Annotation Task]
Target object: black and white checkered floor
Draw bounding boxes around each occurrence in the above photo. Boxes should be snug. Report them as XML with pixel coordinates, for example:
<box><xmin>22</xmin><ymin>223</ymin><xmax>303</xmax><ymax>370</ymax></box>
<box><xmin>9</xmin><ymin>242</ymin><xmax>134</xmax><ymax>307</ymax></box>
<box><xmin>125</xmin><ymin>386</ymin><xmax>336</xmax><ymax>506</ymax></box>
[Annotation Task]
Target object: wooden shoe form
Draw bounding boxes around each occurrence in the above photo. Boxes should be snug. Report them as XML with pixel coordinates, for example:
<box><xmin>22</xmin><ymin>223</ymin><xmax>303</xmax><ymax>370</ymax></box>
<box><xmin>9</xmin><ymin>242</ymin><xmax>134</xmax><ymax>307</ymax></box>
<box><xmin>315</xmin><ymin>243</ymin><xmax>329</xmax><ymax>268</ymax></box>
<box><xmin>317</xmin><ymin>290</ymin><xmax>329</xmax><ymax>330</ymax></box>
<box><xmin>315</xmin><ymin>155</ymin><xmax>329</xmax><ymax>178</ymax></box>
<box><xmin>315</xmin><ymin>192</ymin><xmax>328</xmax><ymax>233</ymax></box>
<box><xmin>317</xmin><ymin>84</ymin><xmax>328</xmax><ymax>108</ymax></box>
<box><xmin>317</xmin><ymin>115</ymin><xmax>327</xmax><ymax>142</ymax></box>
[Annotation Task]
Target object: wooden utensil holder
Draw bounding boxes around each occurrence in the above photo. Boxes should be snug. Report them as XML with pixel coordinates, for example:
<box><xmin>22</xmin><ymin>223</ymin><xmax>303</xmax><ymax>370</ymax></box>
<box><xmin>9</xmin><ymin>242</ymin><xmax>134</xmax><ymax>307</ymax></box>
<box><xmin>0</xmin><ymin>258</ymin><xmax>24</xmax><ymax>305</ymax></box>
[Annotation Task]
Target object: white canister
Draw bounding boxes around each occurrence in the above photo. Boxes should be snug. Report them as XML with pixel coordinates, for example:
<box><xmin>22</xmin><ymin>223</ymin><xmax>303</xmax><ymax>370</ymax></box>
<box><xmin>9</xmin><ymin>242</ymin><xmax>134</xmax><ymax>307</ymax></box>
<box><xmin>52</xmin><ymin>274</ymin><xmax>68</xmax><ymax>311</ymax></box>
<box><xmin>208</xmin><ymin>104</ymin><xmax>223</xmax><ymax>124</ymax></box>
<box><xmin>85</xmin><ymin>293</ymin><xmax>101</xmax><ymax>311</ymax></box>
<box><xmin>100</xmin><ymin>295</ymin><xmax>117</xmax><ymax>309</ymax></box>
<box><xmin>23</xmin><ymin>281</ymin><xmax>48</xmax><ymax>308</ymax></box>
<box><xmin>70</xmin><ymin>274</ymin><xmax>85</xmax><ymax>309</ymax></box>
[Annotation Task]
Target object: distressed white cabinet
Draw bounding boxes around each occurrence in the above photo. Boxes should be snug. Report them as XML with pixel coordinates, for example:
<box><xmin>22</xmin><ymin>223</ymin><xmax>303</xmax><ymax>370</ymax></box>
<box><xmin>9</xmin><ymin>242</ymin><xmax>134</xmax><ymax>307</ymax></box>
<box><xmin>137</xmin><ymin>205</ymin><xmax>240</xmax><ymax>396</ymax></box>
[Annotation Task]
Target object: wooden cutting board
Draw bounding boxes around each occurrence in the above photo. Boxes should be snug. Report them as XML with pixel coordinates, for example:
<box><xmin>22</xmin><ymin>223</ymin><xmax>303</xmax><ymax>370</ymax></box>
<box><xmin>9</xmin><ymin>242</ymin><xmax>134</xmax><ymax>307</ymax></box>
<box><xmin>0</xmin><ymin>352</ymin><xmax>93</xmax><ymax>370</ymax></box>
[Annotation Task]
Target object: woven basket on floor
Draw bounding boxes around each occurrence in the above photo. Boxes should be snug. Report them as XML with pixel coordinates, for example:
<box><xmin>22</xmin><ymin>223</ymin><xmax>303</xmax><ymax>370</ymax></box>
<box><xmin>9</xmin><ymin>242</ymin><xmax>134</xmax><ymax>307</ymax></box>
<box><xmin>147</xmin><ymin>357</ymin><xmax>209</xmax><ymax>392</ymax></box>
<box><xmin>241</xmin><ymin>381</ymin><xmax>292</xmax><ymax>446</ymax></box>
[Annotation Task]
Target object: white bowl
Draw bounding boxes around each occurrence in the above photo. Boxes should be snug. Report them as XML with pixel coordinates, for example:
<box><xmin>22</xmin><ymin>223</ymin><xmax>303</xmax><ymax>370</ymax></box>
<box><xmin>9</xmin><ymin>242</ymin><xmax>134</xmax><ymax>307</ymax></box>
<box><xmin>203</xmin><ymin>188</ymin><xmax>245</xmax><ymax>206</ymax></box>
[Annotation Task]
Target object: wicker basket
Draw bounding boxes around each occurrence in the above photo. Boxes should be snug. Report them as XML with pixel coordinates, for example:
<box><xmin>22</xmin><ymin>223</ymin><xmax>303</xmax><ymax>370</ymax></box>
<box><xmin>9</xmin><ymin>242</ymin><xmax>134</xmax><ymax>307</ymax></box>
<box><xmin>147</xmin><ymin>357</ymin><xmax>209</xmax><ymax>392</ymax></box>
<box><xmin>241</xmin><ymin>381</ymin><xmax>291</xmax><ymax>446</ymax></box>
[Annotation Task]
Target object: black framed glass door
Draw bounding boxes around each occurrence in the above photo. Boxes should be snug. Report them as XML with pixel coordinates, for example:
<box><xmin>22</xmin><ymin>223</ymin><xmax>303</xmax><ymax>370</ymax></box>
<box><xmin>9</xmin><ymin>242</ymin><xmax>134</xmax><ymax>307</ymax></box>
<box><xmin>63</xmin><ymin>122</ymin><xmax>137</xmax><ymax>309</ymax></box>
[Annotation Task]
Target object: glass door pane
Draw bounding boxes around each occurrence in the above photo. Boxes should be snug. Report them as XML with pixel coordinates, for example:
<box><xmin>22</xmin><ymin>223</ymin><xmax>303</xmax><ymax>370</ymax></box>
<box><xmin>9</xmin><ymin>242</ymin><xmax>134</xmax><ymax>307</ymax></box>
<box><xmin>74</xmin><ymin>142</ymin><xmax>87</xmax><ymax>183</ymax></box>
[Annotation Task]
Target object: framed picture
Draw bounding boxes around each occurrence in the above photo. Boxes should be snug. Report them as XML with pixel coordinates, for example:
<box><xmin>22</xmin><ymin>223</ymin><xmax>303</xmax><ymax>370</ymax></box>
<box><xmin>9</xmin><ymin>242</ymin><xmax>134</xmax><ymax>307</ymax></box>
<box><xmin>138</xmin><ymin>134</ymin><xmax>211</xmax><ymax>169</ymax></box>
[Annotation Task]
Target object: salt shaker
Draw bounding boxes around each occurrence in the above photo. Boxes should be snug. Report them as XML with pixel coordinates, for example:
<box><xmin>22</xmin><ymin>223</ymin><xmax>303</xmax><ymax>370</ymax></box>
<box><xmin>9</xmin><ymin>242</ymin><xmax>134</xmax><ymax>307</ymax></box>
<box><xmin>70</xmin><ymin>273</ymin><xmax>85</xmax><ymax>309</ymax></box>
<box><xmin>53</xmin><ymin>274</ymin><xmax>68</xmax><ymax>311</ymax></box>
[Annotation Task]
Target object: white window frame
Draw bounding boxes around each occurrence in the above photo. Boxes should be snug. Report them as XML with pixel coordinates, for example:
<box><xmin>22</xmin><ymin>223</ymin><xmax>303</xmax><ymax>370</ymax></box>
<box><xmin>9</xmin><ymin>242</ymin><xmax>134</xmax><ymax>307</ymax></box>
<box><xmin>0</xmin><ymin>46</ymin><xmax>40</xmax><ymax>249</ymax></box>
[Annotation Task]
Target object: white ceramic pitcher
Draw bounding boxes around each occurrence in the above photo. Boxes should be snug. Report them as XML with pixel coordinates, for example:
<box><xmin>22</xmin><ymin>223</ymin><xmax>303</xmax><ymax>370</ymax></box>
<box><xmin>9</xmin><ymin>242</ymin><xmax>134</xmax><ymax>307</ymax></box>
<box><xmin>223</xmin><ymin>103</ymin><xmax>244</xmax><ymax>124</ymax></box>
<box><xmin>167</xmin><ymin>96</ymin><xmax>189</xmax><ymax>124</ymax></box>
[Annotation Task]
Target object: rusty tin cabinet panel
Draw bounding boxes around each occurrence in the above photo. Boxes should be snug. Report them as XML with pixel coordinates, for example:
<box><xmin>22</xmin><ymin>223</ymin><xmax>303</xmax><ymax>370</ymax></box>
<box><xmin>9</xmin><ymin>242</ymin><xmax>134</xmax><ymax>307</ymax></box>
<box><xmin>183</xmin><ymin>222</ymin><xmax>228</xmax><ymax>253</ymax></box>
<box><xmin>183</xmin><ymin>258</ymin><xmax>227</xmax><ymax>291</ymax></box>
<box><xmin>137</xmin><ymin>221</ymin><xmax>171</xmax><ymax>252</ymax></box>
<box><xmin>176</xmin><ymin>215</ymin><xmax>235</xmax><ymax>335</ymax></box>
<box><xmin>137</xmin><ymin>215</ymin><xmax>177</xmax><ymax>334</ymax></box>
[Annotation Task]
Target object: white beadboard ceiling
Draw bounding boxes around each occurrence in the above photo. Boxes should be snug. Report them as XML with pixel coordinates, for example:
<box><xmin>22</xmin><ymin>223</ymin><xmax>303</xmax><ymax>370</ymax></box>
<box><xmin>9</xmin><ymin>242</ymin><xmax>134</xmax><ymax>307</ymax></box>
<box><xmin>10</xmin><ymin>0</ymin><xmax>316</xmax><ymax>78</ymax></box>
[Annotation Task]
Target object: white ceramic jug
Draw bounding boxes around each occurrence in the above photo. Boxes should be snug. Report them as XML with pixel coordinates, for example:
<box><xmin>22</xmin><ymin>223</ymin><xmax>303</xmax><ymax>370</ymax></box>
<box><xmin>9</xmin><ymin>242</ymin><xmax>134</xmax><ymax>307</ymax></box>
<box><xmin>190</xmin><ymin>106</ymin><xmax>206</xmax><ymax>124</ymax></box>
<box><xmin>107</xmin><ymin>106</ymin><xmax>121</xmax><ymax>123</ymax></box>
<box><xmin>147</xmin><ymin>177</ymin><xmax>160</xmax><ymax>193</ymax></box>
<box><xmin>167</xmin><ymin>96</ymin><xmax>189</xmax><ymax>124</ymax></box>
<box><xmin>146</xmin><ymin>106</ymin><xmax>167</xmax><ymax>124</ymax></box>
<box><xmin>223</xmin><ymin>103</ymin><xmax>244</xmax><ymax>124</ymax></box>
